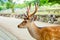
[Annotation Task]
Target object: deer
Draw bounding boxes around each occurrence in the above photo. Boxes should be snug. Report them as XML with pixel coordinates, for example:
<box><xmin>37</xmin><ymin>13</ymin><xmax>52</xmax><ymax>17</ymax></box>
<box><xmin>18</xmin><ymin>3</ymin><xmax>60</xmax><ymax>40</ymax></box>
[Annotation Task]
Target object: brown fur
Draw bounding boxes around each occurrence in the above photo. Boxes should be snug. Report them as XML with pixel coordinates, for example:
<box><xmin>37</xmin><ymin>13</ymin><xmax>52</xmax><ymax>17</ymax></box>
<box><xmin>18</xmin><ymin>21</ymin><xmax>60</xmax><ymax>40</ymax></box>
<box><xmin>18</xmin><ymin>3</ymin><xmax>60</xmax><ymax>40</ymax></box>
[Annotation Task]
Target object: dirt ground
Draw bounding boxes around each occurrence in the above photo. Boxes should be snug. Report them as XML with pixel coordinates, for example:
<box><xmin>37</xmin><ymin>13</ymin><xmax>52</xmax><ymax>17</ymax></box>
<box><xmin>0</xmin><ymin>16</ymin><xmax>36</xmax><ymax>40</ymax></box>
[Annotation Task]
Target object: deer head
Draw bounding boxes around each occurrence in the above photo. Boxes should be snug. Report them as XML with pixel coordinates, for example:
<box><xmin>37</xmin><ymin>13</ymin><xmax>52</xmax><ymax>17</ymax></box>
<box><xmin>18</xmin><ymin>3</ymin><xmax>38</xmax><ymax>28</ymax></box>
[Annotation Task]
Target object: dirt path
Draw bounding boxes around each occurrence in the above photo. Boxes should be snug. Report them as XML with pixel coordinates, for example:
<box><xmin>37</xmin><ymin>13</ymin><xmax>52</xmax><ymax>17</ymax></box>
<box><xmin>0</xmin><ymin>16</ymin><xmax>36</xmax><ymax>40</ymax></box>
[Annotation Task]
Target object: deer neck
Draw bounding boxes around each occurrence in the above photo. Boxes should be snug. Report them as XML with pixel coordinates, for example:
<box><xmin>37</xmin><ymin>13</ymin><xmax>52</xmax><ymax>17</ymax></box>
<box><xmin>27</xmin><ymin>22</ymin><xmax>41</xmax><ymax>40</ymax></box>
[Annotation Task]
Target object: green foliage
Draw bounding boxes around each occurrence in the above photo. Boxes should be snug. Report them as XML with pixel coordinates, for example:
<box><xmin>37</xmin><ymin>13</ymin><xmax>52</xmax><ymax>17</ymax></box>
<box><xmin>0</xmin><ymin>6</ymin><xmax>3</xmax><ymax>10</ymax></box>
<box><xmin>6</xmin><ymin>2</ymin><xmax>12</xmax><ymax>9</ymax></box>
<box><xmin>49</xmin><ymin>0</ymin><xmax>60</xmax><ymax>3</ymax></box>
<box><xmin>49</xmin><ymin>0</ymin><xmax>60</xmax><ymax>4</ymax></box>
<box><xmin>24</xmin><ymin>1</ymin><xmax>32</xmax><ymax>6</ymax></box>
<box><xmin>0</xmin><ymin>0</ymin><xmax>4</xmax><ymax>5</ymax></box>
<box><xmin>39</xmin><ymin>0</ymin><xmax>49</xmax><ymax>6</ymax></box>
<box><xmin>5</xmin><ymin>0</ymin><xmax>15</xmax><ymax>9</ymax></box>
<box><xmin>0</xmin><ymin>5</ymin><xmax>6</xmax><ymax>10</ymax></box>
<box><xmin>15</xmin><ymin>4</ymin><xmax>27</xmax><ymax>8</ymax></box>
<box><xmin>0</xmin><ymin>0</ymin><xmax>60</xmax><ymax>11</ymax></box>
<box><xmin>8</xmin><ymin>0</ymin><xmax>12</xmax><ymax>2</ymax></box>
<box><xmin>24</xmin><ymin>0</ymin><xmax>49</xmax><ymax>6</ymax></box>
<box><xmin>25</xmin><ymin>0</ymin><xmax>60</xmax><ymax>6</ymax></box>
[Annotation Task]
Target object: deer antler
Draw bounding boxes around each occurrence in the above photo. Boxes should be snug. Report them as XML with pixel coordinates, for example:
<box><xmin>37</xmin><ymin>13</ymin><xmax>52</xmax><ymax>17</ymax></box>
<box><xmin>26</xmin><ymin>3</ymin><xmax>31</xmax><ymax>17</ymax></box>
<box><xmin>23</xmin><ymin>4</ymin><xmax>31</xmax><ymax>20</ymax></box>
<box><xmin>24</xmin><ymin>3</ymin><xmax>38</xmax><ymax>20</ymax></box>
<box><xmin>29</xmin><ymin>3</ymin><xmax>38</xmax><ymax>17</ymax></box>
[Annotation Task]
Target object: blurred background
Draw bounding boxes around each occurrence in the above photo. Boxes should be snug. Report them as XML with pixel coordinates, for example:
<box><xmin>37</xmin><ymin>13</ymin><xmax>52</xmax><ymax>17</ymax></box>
<box><xmin>0</xmin><ymin>0</ymin><xmax>60</xmax><ymax>15</ymax></box>
<box><xmin>0</xmin><ymin>0</ymin><xmax>60</xmax><ymax>24</ymax></box>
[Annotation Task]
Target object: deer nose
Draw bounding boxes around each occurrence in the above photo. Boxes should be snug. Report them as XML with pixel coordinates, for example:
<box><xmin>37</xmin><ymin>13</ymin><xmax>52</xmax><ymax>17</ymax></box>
<box><xmin>18</xmin><ymin>25</ymin><xmax>20</xmax><ymax>28</ymax></box>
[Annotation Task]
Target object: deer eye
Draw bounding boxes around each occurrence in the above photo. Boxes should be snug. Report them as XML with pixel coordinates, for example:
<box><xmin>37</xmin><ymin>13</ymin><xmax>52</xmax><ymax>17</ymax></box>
<box><xmin>21</xmin><ymin>21</ymin><xmax>27</xmax><ymax>25</ymax></box>
<box><xmin>24</xmin><ymin>21</ymin><xmax>27</xmax><ymax>23</ymax></box>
